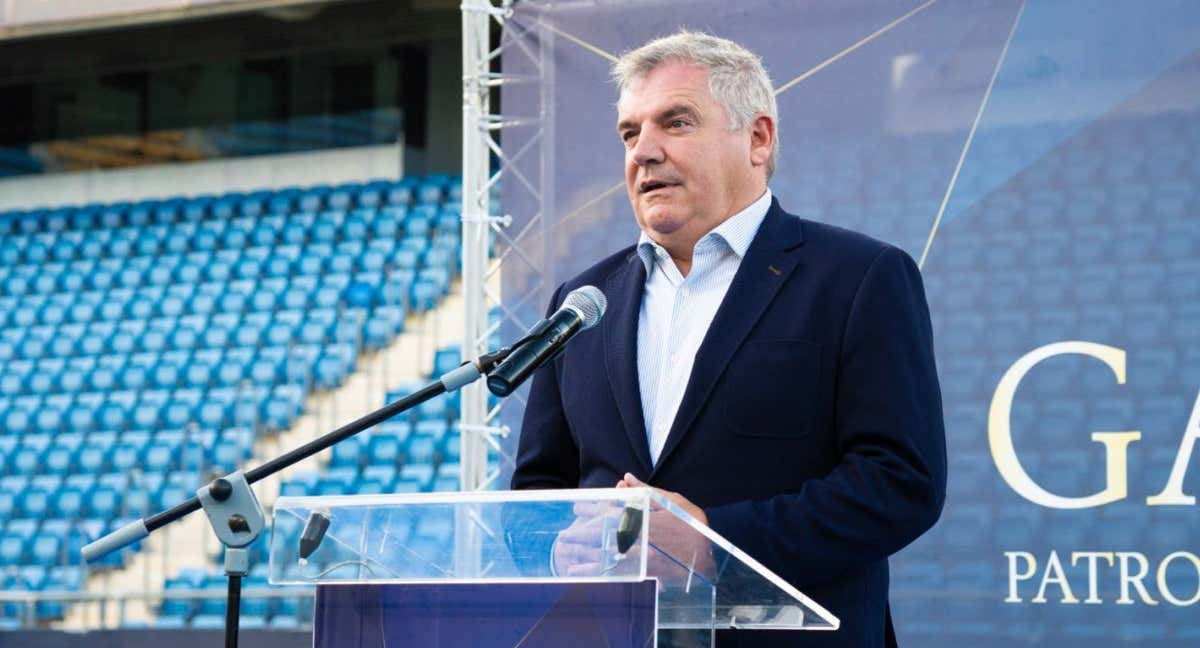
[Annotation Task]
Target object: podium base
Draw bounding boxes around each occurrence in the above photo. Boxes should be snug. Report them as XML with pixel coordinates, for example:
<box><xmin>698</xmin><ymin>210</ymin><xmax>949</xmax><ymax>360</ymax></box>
<box><xmin>314</xmin><ymin>581</ymin><xmax>658</xmax><ymax>648</ymax></box>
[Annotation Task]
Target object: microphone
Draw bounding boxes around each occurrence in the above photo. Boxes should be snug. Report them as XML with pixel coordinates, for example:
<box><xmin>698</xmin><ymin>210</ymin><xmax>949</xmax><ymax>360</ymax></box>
<box><xmin>298</xmin><ymin>510</ymin><xmax>331</xmax><ymax>563</ymax></box>
<box><xmin>486</xmin><ymin>286</ymin><xmax>607</xmax><ymax>397</ymax></box>
<box><xmin>616</xmin><ymin>507</ymin><xmax>643</xmax><ymax>554</ymax></box>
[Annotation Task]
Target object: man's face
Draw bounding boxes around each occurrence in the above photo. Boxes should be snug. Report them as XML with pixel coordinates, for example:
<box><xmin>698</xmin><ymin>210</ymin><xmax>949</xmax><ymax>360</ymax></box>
<box><xmin>617</xmin><ymin>60</ymin><xmax>758</xmax><ymax>253</ymax></box>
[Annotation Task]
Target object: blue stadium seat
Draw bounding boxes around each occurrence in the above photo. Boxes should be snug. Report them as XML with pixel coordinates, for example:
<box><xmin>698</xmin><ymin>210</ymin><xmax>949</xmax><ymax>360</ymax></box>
<box><xmin>355</xmin><ymin>478</ymin><xmax>388</xmax><ymax>495</ymax></box>
<box><xmin>239</xmin><ymin>193</ymin><xmax>267</xmax><ymax>219</ymax></box>
<box><xmin>432</xmin><ymin>463</ymin><xmax>459</xmax><ymax>492</ymax></box>
<box><xmin>366</xmin><ymin>434</ymin><xmax>402</xmax><ymax>467</ymax></box>
<box><xmin>410</xmin><ymin>279</ymin><xmax>440</xmax><ymax>312</ymax></box>
<box><xmin>21</xmin><ymin>326</ymin><xmax>51</xmax><ymax>360</ymax></box>
<box><xmin>86</xmin><ymin>486</ymin><xmax>122</xmax><ymax>521</ymax></box>
<box><xmin>244</xmin><ymin>278</ymin><xmax>278</xmax><ymax>312</ymax></box>
<box><xmin>0</xmin><ymin>494</ymin><xmax>15</xmax><ymax>524</ymax></box>
<box><xmin>363</xmin><ymin>306</ymin><xmax>404</xmax><ymax>349</ymax></box>
<box><xmin>0</xmin><ymin>361</ymin><xmax>28</xmax><ymax>396</ymax></box>
<box><xmin>108</xmin><ymin>441</ymin><xmax>142</xmax><ymax>474</ymax></box>
<box><xmin>361</xmin><ymin>464</ymin><xmax>397</xmax><ymax>488</ymax></box>
<box><xmin>314</xmin><ymin>478</ymin><xmax>348</xmax><ymax>497</ymax></box>
<box><xmin>259</xmin><ymin>383</ymin><xmax>300</xmax><ymax>431</ymax></box>
<box><xmin>29</xmin><ymin>535</ymin><xmax>62</xmax><ymax>567</ymax></box>
<box><xmin>297</xmin><ymin>186</ymin><xmax>328</xmax><ymax>212</ymax></box>
<box><xmin>215</xmin><ymin>347</ymin><xmax>253</xmax><ymax>388</ymax></box>
<box><xmin>326</xmin><ymin>186</ymin><xmax>354</xmax><ymax>210</ymax></box>
<box><xmin>36</xmin><ymin>297</ymin><xmax>67</xmax><ymax>327</ymax></box>
<box><xmin>356</xmin><ymin>183</ymin><xmax>385</xmax><ymax>208</ymax></box>
<box><xmin>10</xmin><ymin>446</ymin><xmax>40</xmax><ymax>476</ymax></box>
<box><xmin>210</xmin><ymin>441</ymin><xmax>246</xmax><ymax>474</ymax></box>
<box><xmin>329</xmin><ymin>437</ymin><xmax>362</xmax><ymax>470</ymax></box>
<box><xmin>50</xmin><ymin>482</ymin><xmax>85</xmax><ymax>518</ymax></box>
<box><xmin>295</xmin><ymin>308</ymin><xmax>333</xmax><ymax>346</ymax></box>
<box><xmin>415</xmin><ymin>420</ymin><xmax>449</xmax><ymax>443</ymax></box>
<box><xmin>311</xmin><ymin>217</ymin><xmax>339</xmax><ymax>244</ymax></box>
<box><xmin>416</xmin><ymin>183</ymin><xmax>443</xmax><ymax>205</ymax></box>
<box><xmin>314</xmin><ymin>344</ymin><xmax>355</xmax><ymax>389</ymax></box>
<box><xmin>342</xmin><ymin>214</ymin><xmax>368</xmax><ymax>241</ymax></box>
<box><xmin>143</xmin><ymin>441</ymin><xmax>177</xmax><ymax>474</ymax></box>
<box><xmin>187</xmin><ymin>574</ymin><xmax>225</xmax><ymax>620</ymax></box>
<box><xmin>440</xmin><ymin>435</ymin><xmax>461</xmax><ymax>464</ymax></box>
<box><xmin>17</xmin><ymin>488</ymin><xmax>51</xmax><ymax>519</ymax></box>
<box><xmin>281</xmin><ymin>471</ymin><xmax>320</xmax><ymax>497</ymax></box>
<box><xmin>385</xmin><ymin>184</ymin><xmax>413</xmax><ymax>206</ymax></box>
<box><xmin>159</xmin><ymin>574</ymin><xmax>198</xmax><ymax>622</ymax></box>
<box><xmin>405</xmin><ymin>434</ymin><xmax>436</xmax><ymax>466</ymax></box>
<box><xmin>399</xmin><ymin>464</ymin><xmax>434</xmax><ymax>492</ymax></box>
<box><xmin>29</xmin><ymin>473</ymin><xmax>61</xmax><ymax>494</ymax></box>
<box><xmin>76</xmin><ymin>233</ymin><xmax>105</xmax><ymax>261</ymax></box>
<box><xmin>415</xmin><ymin>395</ymin><xmax>448</xmax><ymax>423</ymax></box>
<box><xmin>1</xmin><ymin>532</ymin><xmax>29</xmax><ymax>566</ymax></box>
<box><xmin>269</xmin><ymin>188</ymin><xmax>299</xmax><ymax>215</ymax></box>
<box><xmin>278</xmin><ymin>219</ymin><xmax>307</xmax><ymax>246</ymax></box>
<box><xmin>233</xmin><ymin>253</ymin><xmax>262</xmax><ymax>281</ymax></box>
<box><xmin>24</xmin><ymin>240</ymin><xmax>50</xmax><ymax>265</ymax></box>
<box><xmin>341</xmin><ymin>279</ymin><xmax>375</xmax><ymax>310</ymax></box>
<box><xmin>41</xmin><ymin>444</ymin><xmax>72</xmax><ymax>474</ymax></box>
<box><xmin>162</xmin><ymin>390</ymin><xmax>202</xmax><ymax>429</ymax></box>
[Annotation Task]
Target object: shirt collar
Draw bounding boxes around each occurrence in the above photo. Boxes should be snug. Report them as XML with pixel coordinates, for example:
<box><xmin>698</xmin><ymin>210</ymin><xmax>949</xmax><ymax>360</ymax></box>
<box><xmin>636</xmin><ymin>188</ymin><xmax>772</xmax><ymax>274</ymax></box>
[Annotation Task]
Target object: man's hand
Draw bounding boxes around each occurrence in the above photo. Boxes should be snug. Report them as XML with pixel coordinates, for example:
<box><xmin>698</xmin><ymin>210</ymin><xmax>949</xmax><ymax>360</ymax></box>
<box><xmin>615</xmin><ymin>473</ymin><xmax>716</xmax><ymax>587</ymax></box>
<box><xmin>616</xmin><ymin>472</ymin><xmax>709</xmax><ymax>526</ymax></box>
<box><xmin>551</xmin><ymin>501</ymin><xmax>624</xmax><ymax>577</ymax></box>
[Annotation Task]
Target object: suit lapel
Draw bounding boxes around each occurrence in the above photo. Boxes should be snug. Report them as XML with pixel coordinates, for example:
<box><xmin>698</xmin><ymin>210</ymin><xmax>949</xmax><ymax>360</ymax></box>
<box><xmin>602</xmin><ymin>252</ymin><xmax>654</xmax><ymax>475</ymax></box>
<box><xmin>650</xmin><ymin>200</ymin><xmax>806</xmax><ymax>475</ymax></box>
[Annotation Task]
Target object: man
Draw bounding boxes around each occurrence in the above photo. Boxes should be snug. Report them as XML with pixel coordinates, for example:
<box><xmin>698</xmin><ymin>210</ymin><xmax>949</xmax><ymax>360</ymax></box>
<box><xmin>511</xmin><ymin>30</ymin><xmax>946</xmax><ymax>647</ymax></box>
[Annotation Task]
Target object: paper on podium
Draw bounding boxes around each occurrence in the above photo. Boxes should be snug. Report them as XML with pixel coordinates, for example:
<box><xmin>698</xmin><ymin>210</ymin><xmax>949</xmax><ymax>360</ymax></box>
<box><xmin>269</xmin><ymin>487</ymin><xmax>838</xmax><ymax>631</ymax></box>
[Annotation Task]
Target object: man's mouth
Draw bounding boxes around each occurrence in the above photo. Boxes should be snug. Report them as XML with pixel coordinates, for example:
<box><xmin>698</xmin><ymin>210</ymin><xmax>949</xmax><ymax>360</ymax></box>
<box><xmin>640</xmin><ymin>179</ymin><xmax>678</xmax><ymax>194</ymax></box>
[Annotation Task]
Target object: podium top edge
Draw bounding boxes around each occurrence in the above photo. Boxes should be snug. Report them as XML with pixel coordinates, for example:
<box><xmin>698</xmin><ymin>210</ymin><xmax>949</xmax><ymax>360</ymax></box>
<box><xmin>275</xmin><ymin>487</ymin><xmax>659</xmax><ymax>510</ymax></box>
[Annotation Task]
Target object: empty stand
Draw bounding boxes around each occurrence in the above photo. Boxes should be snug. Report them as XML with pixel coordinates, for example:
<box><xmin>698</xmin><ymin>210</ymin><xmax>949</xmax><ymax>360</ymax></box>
<box><xmin>0</xmin><ymin>173</ymin><xmax>464</xmax><ymax>627</ymax></box>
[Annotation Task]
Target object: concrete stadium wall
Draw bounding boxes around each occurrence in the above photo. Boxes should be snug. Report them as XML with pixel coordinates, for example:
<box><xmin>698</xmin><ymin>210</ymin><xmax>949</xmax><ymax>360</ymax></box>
<box><xmin>0</xmin><ymin>144</ymin><xmax>402</xmax><ymax>211</ymax></box>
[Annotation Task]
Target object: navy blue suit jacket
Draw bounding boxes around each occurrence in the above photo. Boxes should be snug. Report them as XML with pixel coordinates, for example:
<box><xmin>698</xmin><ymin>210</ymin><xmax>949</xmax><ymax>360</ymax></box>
<box><xmin>511</xmin><ymin>199</ymin><xmax>947</xmax><ymax>647</ymax></box>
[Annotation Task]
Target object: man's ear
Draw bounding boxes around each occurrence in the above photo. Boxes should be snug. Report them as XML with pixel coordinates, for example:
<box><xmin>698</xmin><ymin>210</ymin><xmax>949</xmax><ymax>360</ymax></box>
<box><xmin>748</xmin><ymin>113</ymin><xmax>775</xmax><ymax>169</ymax></box>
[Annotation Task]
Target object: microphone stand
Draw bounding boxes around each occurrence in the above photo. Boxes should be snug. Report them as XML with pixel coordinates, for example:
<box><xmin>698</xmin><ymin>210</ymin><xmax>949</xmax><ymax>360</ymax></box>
<box><xmin>81</xmin><ymin>347</ymin><xmax>513</xmax><ymax>648</ymax></box>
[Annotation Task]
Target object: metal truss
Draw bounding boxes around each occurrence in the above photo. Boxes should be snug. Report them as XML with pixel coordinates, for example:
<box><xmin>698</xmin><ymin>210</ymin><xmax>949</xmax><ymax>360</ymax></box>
<box><xmin>459</xmin><ymin>0</ymin><xmax>551</xmax><ymax>493</ymax></box>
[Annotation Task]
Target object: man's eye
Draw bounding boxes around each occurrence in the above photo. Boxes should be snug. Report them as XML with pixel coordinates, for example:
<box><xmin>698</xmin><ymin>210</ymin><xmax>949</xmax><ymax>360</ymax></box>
<box><xmin>669</xmin><ymin>119</ymin><xmax>688</xmax><ymax>129</ymax></box>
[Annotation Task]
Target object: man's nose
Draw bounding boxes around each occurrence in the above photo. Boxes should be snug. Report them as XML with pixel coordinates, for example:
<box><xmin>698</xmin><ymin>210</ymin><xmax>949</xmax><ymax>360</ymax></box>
<box><xmin>631</xmin><ymin>127</ymin><xmax>665</xmax><ymax>167</ymax></box>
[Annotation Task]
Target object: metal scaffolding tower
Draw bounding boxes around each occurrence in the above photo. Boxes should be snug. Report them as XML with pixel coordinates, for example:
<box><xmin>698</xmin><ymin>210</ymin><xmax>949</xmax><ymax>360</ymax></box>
<box><xmin>459</xmin><ymin>0</ymin><xmax>552</xmax><ymax>492</ymax></box>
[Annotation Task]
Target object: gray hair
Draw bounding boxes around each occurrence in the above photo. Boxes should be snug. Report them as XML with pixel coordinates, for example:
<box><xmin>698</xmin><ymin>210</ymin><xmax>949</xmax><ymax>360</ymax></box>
<box><xmin>612</xmin><ymin>30</ymin><xmax>778</xmax><ymax>177</ymax></box>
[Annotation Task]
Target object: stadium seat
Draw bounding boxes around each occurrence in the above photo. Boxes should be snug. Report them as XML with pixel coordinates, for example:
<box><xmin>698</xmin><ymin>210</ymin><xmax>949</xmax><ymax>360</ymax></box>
<box><xmin>17</xmin><ymin>488</ymin><xmax>51</xmax><ymax>519</ymax></box>
<box><xmin>329</xmin><ymin>437</ymin><xmax>362</xmax><ymax>470</ymax></box>
<box><xmin>405</xmin><ymin>434</ymin><xmax>436</xmax><ymax>466</ymax></box>
<box><xmin>86</xmin><ymin>486</ymin><xmax>122</xmax><ymax>521</ymax></box>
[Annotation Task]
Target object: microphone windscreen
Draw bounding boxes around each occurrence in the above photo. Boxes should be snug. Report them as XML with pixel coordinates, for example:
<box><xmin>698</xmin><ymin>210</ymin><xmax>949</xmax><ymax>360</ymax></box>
<box><xmin>563</xmin><ymin>285</ymin><xmax>607</xmax><ymax>329</ymax></box>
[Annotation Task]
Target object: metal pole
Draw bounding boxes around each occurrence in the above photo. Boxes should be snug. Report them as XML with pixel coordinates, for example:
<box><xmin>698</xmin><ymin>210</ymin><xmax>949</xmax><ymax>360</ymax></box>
<box><xmin>460</xmin><ymin>0</ymin><xmax>492</xmax><ymax>494</ymax></box>
<box><xmin>456</xmin><ymin>0</ymin><xmax>498</xmax><ymax>583</ymax></box>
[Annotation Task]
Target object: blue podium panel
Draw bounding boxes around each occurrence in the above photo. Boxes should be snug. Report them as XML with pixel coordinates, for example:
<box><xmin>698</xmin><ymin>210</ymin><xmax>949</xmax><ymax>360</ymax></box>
<box><xmin>314</xmin><ymin>582</ymin><xmax>656</xmax><ymax>648</ymax></box>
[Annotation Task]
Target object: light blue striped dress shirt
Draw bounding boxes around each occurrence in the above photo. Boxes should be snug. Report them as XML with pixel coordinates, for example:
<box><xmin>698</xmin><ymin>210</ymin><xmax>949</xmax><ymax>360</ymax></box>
<box><xmin>636</xmin><ymin>189</ymin><xmax>772</xmax><ymax>465</ymax></box>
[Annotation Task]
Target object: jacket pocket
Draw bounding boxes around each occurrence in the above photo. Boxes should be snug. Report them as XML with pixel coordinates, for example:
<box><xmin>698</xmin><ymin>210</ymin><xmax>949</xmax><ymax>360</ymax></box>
<box><xmin>723</xmin><ymin>339</ymin><xmax>821</xmax><ymax>438</ymax></box>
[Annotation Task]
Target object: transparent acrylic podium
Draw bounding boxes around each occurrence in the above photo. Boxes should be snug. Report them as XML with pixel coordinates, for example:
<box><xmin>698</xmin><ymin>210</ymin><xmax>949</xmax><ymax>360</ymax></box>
<box><xmin>270</xmin><ymin>488</ymin><xmax>838</xmax><ymax>647</ymax></box>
